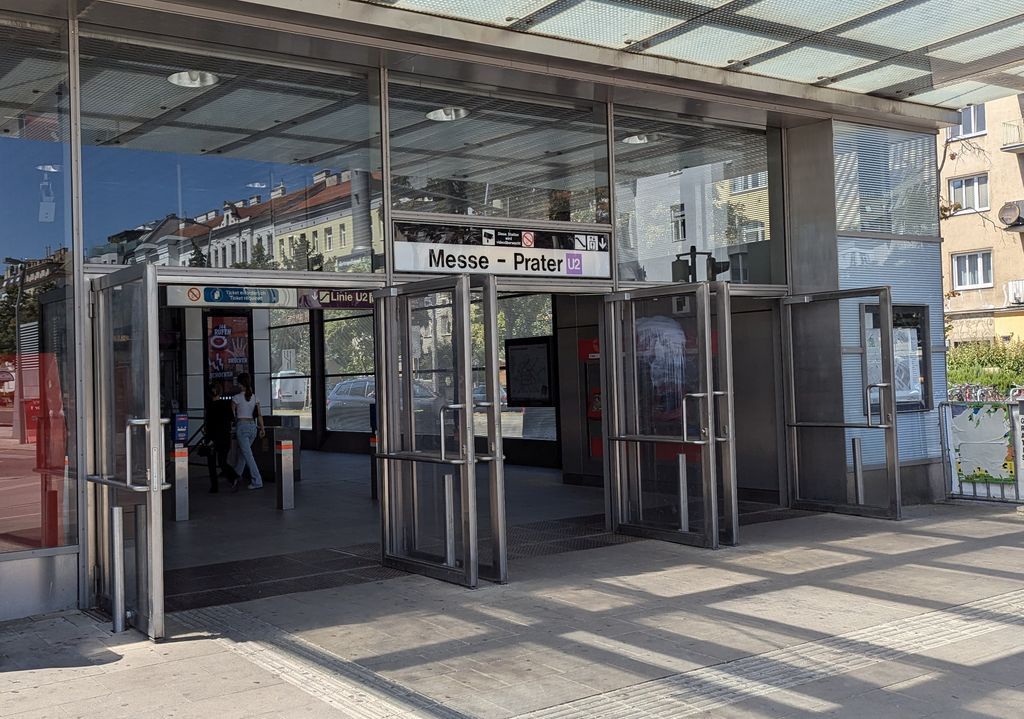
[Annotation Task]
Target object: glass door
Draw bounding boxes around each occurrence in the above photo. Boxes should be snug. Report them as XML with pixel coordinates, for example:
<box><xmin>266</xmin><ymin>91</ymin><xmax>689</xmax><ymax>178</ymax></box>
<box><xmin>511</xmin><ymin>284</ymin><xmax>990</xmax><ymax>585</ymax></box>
<box><xmin>374</xmin><ymin>275</ymin><xmax>505</xmax><ymax>586</ymax></box>
<box><xmin>90</xmin><ymin>264</ymin><xmax>168</xmax><ymax>639</ymax></box>
<box><xmin>603</xmin><ymin>282</ymin><xmax>736</xmax><ymax>548</ymax></box>
<box><xmin>782</xmin><ymin>287</ymin><xmax>901</xmax><ymax>518</ymax></box>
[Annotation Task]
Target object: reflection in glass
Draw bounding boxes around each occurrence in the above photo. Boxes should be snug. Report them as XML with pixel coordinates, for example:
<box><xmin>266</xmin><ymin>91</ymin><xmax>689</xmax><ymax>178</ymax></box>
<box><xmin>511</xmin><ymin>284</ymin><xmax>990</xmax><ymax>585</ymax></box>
<box><xmin>268</xmin><ymin>312</ymin><xmax>311</xmax><ymax>429</ymax></box>
<box><xmin>325</xmin><ymin>308</ymin><xmax>375</xmax><ymax>432</ymax></box>
<box><xmin>80</xmin><ymin>36</ymin><xmax>383</xmax><ymax>272</ymax></box>
<box><xmin>471</xmin><ymin>294</ymin><xmax>556</xmax><ymax>441</ymax></box>
<box><xmin>615</xmin><ymin>112</ymin><xmax>773</xmax><ymax>283</ymax></box>
<box><xmin>389</xmin><ymin>78</ymin><xmax>609</xmax><ymax>223</ymax></box>
<box><xmin>0</xmin><ymin>21</ymin><xmax>77</xmax><ymax>552</ymax></box>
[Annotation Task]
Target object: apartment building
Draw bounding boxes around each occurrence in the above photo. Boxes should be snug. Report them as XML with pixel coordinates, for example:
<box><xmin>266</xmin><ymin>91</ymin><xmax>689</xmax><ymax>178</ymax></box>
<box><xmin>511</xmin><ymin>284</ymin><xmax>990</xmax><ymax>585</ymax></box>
<box><xmin>940</xmin><ymin>94</ymin><xmax>1024</xmax><ymax>344</ymax></box>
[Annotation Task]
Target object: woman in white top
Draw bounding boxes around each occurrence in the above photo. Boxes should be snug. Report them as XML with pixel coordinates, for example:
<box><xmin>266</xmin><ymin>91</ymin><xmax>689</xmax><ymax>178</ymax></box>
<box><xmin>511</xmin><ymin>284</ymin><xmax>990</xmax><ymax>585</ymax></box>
<box><xmin>231</xmin><ymin>373</ymin><xmax>266</xmax><ymax>489</ymax></box>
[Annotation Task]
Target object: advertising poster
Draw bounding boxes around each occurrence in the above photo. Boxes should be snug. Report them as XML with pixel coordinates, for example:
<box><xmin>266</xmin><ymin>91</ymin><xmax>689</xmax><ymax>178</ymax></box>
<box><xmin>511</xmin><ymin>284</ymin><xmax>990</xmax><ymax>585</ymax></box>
<box><xmin>207</xmin><ymin>316</ymin><xmax>250</xmax><ymax>389</ymax></box>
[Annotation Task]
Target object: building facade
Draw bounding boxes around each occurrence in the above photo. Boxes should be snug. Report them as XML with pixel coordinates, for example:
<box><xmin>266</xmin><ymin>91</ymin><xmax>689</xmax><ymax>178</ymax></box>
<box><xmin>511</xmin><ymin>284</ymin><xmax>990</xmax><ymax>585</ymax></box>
<box><xmin>1</xmin><ymin>0</ymin><xmax>1022</xmax><ymax>632</ymax></box>
<box><xmin>940</xmin><ymin>94</ymin><xmax>1024</xmax><ymax>344</ymax></box>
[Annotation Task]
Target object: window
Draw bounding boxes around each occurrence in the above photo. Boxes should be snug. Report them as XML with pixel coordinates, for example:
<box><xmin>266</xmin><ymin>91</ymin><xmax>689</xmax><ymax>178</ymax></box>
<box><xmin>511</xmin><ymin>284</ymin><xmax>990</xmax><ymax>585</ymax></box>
<box><xmin>864</xmin><ymin>305</ymin><xmax>931</xmax><ymax>412</ymax></box>
<box><xmin>949</xmin><ymin>174</ymin><xmax>989</xmax><ymax>212</ymax></box>
<box><xmin>949</xmin><ymin>105</ymin><xmax>986</xmax><ymax>139</ymax></box>
<box><xmin>730</xmin><ymin>171</ymin><xmax>767</xmax><ymax>193</ymax></box>
<box><xmin>267</xmin><ymin>236</ymin><xmax>274</xmax><ymax>258</ymax></box>
<box><xmin>312</xmin><ymin>230</ymin><xmax>318</xmax><ymax>251</ymax></box>
<box><xmin>325</xmin><ymin>226</ymin><xmax>333</xmax><ymax>250</ymax></box>
<box><xmin>389</xmin><ymin>77</ymin><xmax>608</xmax><ymax>223</ymax></box>
<box><xmin>952</xmin><ymin>250</ymin><xmax>993</xmax><ymax>290</ymax></box>
<box><xmin>230</xmin><ymin>244</ymin><xmax>237</xmax><ymax>265</ymax></box>
<box><xmin>339</xmin><ymin>224</ymin><xmax>348</xmax><ymax>248</ymax></box>
<box><xmin>324</xmin><ymin>308</ymin><xmax>376</xmax><ymax>433</ymax></box>
<box><xmin>269</xmin><ymin>309</ymin><xmax>312</xmax><ymax>430</ymax></box>
<box><xmin>740</xmin><ymin>220</ymin><xmax>765</xmax><ymax>243</ymax></box>
<box><xmin>241</xmin><ymin>240</ymin><xmax>248</xmax><ymax>263</ymax></box>
<box><xmin>670</xmin><ymin>203</ymin><xmax>686</xmax><ymax>242</ymax></box>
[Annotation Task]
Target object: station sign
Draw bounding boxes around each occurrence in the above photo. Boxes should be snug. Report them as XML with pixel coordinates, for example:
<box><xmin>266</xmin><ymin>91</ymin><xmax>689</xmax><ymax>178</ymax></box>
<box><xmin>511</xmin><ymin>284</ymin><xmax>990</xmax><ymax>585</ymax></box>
<box><xmin>167</xmin><ymin>285</ymin><xmax>297</xmax><ymax>308</ymax></box>
<box><xmin>298</xmin><ymin>289</ymin><xmax>374</xmax><ymax>309</ymax></box>
<box><xmin>393</xmin><ymin>222</ymin><xmax>611</xmax><ymax>279</ymax></box>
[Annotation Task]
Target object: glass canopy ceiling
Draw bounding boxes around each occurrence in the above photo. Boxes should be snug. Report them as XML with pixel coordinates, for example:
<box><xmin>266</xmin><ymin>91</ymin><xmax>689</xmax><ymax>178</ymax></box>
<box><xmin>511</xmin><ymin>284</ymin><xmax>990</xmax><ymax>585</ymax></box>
<box><xmin>360</xmin><ymin>0</ymin><xmax>1024</xmax><ymax>109</ymax></box>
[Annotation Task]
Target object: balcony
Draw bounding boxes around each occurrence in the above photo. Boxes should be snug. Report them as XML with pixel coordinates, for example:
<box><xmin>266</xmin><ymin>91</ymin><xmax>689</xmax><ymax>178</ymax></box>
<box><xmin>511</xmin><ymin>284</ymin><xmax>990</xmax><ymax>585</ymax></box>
<box><xmin>1003</xmin><ymin>119</ymin><xmax>1024</xmax><ymax>153</ymax></box>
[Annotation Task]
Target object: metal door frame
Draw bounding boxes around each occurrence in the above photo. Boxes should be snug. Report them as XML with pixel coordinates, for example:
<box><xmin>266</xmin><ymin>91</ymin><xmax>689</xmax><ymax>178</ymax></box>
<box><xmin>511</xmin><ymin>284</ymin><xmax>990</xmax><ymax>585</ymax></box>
<box><xmin>374</xmin><ymin>274</ymin><xmax>506</xmax><ymax>586</ymax></box>
<box><xmin>88</xmin><ymin>263</ymin><xmax>168</xmax><ymax>638</ymax></box>
<box><xmin>781</xmin><ymin>286</ymin><xmax>901</xmax><ymax>519</ymax></box>
<box><xmin>603</xmin><ymin>281</ymin><xmax>736</xmax><ymax>548</ymax></box>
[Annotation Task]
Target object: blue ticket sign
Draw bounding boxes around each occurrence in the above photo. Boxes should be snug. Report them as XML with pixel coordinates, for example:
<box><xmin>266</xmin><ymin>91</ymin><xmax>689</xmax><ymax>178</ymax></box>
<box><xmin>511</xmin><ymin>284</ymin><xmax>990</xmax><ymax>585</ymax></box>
<box><xmin>166</xmin><ymin>285</ymin><xmax>298</xmax><ymax>308</ymax></box>
<box><xmin>174</xmin><ymin>413</ymin><xmax>189</xmax><ymax>444</ymax></box>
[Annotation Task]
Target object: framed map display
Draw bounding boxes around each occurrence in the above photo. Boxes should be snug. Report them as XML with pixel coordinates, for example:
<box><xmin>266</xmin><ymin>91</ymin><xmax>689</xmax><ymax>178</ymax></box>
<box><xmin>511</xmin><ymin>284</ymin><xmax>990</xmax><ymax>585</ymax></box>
<box><xmin>505</xmin><ymin>337</ymin><xmax>556</xmax><ymax>407</ymax></box>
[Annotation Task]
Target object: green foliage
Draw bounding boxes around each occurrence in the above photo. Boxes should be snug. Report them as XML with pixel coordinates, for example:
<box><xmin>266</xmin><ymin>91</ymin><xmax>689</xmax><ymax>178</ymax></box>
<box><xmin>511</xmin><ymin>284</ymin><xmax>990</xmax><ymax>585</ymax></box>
<box><xmin>0</xmin><ymin>287</ymin><xmax>40</xmax><ymax>355</ymax></box>
<box><xmin>187</xmin><ymin>244</ymin><xmax>208</xmax><ymax>267</ymax></box>
<box><xmin>280</xmin><ymin>236</ymin><xmax>324</xmax><ymax>272</ymax></box>
<box><xmin>947</xmin><ymin>341</ymin><xmax>1024</xmax><ymax>392</ymax></box>
<box><xmin>233</xmin><ymin>241</ymin><xmax>277</xmax><ymax>270</ymax></box>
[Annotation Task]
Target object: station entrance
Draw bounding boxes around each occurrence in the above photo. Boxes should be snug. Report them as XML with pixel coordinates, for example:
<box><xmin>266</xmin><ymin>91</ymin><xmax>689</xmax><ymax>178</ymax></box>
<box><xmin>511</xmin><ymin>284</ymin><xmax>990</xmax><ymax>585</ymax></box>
<box><xmin>86</xmin><ymin>265</ymin><xmax>902</xmax><ymax>639</ymax></box>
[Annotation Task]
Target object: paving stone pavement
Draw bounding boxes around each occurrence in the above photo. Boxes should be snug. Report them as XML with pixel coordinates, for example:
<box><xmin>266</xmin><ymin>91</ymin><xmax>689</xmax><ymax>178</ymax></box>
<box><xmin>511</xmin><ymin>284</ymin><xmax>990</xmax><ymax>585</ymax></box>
<box><xmin>2</xmin><ymin>503</ymin><xmax>1024</xmax><ymax>718</ymax></box>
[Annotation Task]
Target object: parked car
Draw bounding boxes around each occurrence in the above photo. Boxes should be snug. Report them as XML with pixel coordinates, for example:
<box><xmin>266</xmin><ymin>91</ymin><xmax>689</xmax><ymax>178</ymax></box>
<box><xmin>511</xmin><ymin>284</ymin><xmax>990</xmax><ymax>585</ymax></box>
<box><xmin>272</xmin><ymin>370</ymin><xmax>309</xmax><ymax>410</ymax></box>
<box><xmin>326</xmin><ymin>376</ymin><xmax>443</xmax><ymax>432</ymax></box>
<box><xmin>472</xmin><ymin>383</ymin><xmax>517</xmax><ymax>412</ymax></box>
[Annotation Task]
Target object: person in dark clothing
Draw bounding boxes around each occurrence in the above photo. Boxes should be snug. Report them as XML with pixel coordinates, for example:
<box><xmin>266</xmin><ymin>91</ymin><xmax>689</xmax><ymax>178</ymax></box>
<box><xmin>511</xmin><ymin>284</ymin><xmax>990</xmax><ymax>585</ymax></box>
<box><xmin>205</xmin><ymin>380</ymin><xmax>238</xmax><ymax>492</ymax></box>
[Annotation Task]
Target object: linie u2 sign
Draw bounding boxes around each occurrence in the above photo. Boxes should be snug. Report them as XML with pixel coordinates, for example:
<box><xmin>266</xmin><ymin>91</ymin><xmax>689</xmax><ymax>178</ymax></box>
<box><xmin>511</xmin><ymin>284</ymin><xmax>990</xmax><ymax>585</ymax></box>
<box><xmin>393</xmin><ymin>222</ymin><xmax>610</xmax><ymax>279</ymax></box>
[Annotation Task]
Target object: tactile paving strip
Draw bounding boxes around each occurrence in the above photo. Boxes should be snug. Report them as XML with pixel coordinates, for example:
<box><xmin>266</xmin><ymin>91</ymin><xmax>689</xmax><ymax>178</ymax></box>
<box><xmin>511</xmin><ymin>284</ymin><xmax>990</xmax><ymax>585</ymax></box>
<box><xmin>175</xmin><ymin>604</ymin><xmax>472</xmax><ymax>719</ymax></box>
<box><xmin>515</xmin><ymin>589</ymin><xmax>1024</xmax><ymax>718</ymax></box>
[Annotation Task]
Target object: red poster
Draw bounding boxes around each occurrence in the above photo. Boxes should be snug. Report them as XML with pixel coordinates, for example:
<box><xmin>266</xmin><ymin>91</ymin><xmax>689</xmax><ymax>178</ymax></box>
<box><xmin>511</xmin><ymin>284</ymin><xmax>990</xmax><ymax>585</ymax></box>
<box><xmin>207</xmin><ymin>316</ymin><xmax>250</xmax><ymax>389</ymax></box>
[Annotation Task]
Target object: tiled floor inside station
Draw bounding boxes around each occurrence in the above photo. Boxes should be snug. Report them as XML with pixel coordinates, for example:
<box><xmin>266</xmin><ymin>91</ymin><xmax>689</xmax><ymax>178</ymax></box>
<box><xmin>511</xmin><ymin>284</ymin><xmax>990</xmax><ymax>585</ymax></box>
<box><xmin>164</xmin><ymin>451</ymin><xmax>616</xmax><ymax>610</ymax></box>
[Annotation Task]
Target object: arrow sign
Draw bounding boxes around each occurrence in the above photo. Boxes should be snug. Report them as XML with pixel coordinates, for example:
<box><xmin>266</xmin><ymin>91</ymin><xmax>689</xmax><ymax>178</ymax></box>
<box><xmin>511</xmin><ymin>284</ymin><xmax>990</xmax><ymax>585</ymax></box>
<box><xmin>598</xmin><ymin>237</ymin><xmax>607</xmax><ymax>250</ymax></box>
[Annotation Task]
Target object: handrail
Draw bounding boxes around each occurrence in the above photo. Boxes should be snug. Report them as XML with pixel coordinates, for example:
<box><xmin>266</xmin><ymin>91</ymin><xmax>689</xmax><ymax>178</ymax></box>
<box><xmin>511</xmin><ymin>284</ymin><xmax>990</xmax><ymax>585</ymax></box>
<box><xmin>864</xmin><ymin>382</ymin><xmax>889</xmax><ymax>427</ymax></box>
<box><xmin>377</xmin><ymin>451</ymin><xmax>466</xmax><ymax>466</ymax></box>
<box><xmin>87</xmin><ymin>474</ymin><xmax>172</xmax><ymax>492</ymax></box>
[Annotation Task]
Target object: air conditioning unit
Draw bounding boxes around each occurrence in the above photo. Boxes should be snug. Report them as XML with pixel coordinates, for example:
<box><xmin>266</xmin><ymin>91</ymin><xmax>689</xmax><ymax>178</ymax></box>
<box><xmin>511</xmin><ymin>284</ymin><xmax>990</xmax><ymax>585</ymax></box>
<box><xmin>999</xmin><ymin>200</ymin><xmax>1024</xmax><ymax>229</ymax></box>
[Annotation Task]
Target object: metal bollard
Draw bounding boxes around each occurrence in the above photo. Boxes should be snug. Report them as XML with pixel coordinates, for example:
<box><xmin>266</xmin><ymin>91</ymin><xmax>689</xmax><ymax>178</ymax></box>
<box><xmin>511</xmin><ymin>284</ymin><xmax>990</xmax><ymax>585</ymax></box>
<box><xmin>276</xmin><ymin>439</ymin><xmax>294</xmax><ymax>510</ymax></box>
<box><xmin>110</xmin><ymin>505</ymin><xmax>126</xmax><ymax>633</ymax></box>
<box><xmin>173</xmin><ymin>443</ymin><xmax>189</xmax><ymax>521</ymax></box>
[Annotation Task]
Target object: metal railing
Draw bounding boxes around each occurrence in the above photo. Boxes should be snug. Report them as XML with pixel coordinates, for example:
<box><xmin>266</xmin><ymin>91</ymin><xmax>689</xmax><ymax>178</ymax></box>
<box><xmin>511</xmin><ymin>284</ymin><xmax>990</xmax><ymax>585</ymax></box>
<box><xmin>1002</xmin><ymin>119</ymin><xmax>1024</xmax><ymax>149</ymax></box>
<box><xmin>940</xmin><ymin>401</ymin><xmax>1023</xmax><ymax>503</ymax></box>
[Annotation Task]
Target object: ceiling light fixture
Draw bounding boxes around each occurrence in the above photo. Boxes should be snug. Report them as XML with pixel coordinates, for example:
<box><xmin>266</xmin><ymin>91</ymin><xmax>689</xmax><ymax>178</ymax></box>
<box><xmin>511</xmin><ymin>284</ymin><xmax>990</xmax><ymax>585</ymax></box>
<box><xmin>35</xmin><ymin>164</ymin><xmax>61</xmax><ymax>173</ymax></box>
<box><xmin>426</xmin><ymin>106</ymin><xmax>469</xmax><ymax>122</ymax></box>
<box><xmin>167</xmin><ymin>70</ymin><xmax>219</xmax><ymax>88</ymax></box>
<box><xmin>622</xmin><ymin>133</ymin><xmax>659</xmax><ymax>144</ymax></box>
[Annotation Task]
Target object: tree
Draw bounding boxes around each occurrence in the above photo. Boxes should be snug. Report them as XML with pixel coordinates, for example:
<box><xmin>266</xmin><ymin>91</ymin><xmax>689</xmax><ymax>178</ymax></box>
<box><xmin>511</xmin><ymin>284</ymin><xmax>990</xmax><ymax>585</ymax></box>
<box><xmin>280</xmin><ymin>236</ymin><xmax>324</xmax><ymax>272</ymax></box>
<box><xmin>187</xmin><ymin>244</ymin><xmax>208</xmax><ymax>267</ymax></box>
<box><xmin>233</xmin><ymin>240</ymin><xmax>277</xmax><ymax>270</ymax></box>
<box><xmin>323</xmin><ymin>311</ymin><xmax>375</xmax><ymax>376</ymax></box>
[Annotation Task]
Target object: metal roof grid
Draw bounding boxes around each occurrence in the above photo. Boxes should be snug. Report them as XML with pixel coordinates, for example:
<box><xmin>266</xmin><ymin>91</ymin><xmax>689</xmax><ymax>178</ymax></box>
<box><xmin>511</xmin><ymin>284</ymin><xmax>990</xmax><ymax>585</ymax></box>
<box><xmin>358</xmin><ymin>0</ymin><xmax>1024</xmax><ymax>109</ymax></box>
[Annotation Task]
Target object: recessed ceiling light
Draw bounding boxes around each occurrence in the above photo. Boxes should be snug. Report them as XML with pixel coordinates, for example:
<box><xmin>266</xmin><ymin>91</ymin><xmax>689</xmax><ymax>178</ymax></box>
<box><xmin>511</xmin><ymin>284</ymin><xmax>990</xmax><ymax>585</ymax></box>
<box><xmin>622</xmin><ymin>133</ymin><xmax>659</xmax><ymax>144</ymax></box>
<box><xmin>426</xmin><ymin>106</ymin><xmax>469</xmax><ymax>122</ymax></box>
<box><xmin>167</xmin><ymin>70</ymin><xmax>219</xmax><ymax>88</ymax></box>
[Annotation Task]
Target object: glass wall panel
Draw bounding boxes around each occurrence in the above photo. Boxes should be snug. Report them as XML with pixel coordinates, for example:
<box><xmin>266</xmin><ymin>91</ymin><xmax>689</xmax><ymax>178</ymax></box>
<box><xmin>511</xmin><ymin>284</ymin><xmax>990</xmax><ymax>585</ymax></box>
<box><xmin>614</xmin><ymin>111</ymin><xmax>775</xmax><ymax>283</ymax></box>
<box><xmin>324</xmin><ymin>308</ymin><xmax>375</xmax><ymax>432</ymax></box>
<box><xmin>0</xmin><ymin>19</ymin><xmax>78</xmax><ymax>552</ymax></box>
<box><xmin>269</xmin><ymin>309</ymin><xmax>311</xmax><ymax>429</ymax></box>
<box><xmin>471</xmin><ymin>294</ymin><xmax>556</xmax><ymax>440</ymax></box>
<box><xmin>389</xmin><ymin>78</ymin><xmax>609</xmax><ymax>223</ymax></box>
<box><xmin>79</xmin><ymin>36</ymin><xmax>383</xmax><ymax>272</ymax></box>
<box><xmin>834</xmin><ymin>122</ymin><xmax>939</xmax><ymax>237</ymax></box>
